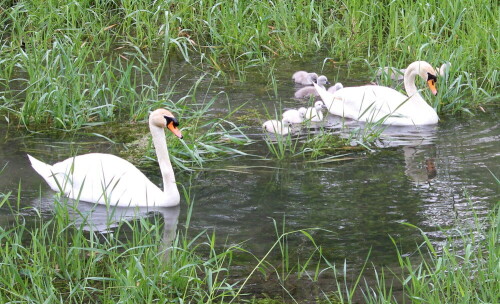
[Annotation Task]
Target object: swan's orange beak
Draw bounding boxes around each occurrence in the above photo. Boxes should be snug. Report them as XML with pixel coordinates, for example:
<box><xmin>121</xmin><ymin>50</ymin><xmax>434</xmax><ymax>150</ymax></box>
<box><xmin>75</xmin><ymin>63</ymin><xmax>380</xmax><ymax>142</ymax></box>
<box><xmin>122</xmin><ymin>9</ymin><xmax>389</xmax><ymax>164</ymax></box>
<box><xmin>427</xmin><ymin>79</ymin><xmax>438</xmax><ymax>96</ymax></box>
<box><xmin>167</xmin><ymin>121</ymin><xmax>183</xmax><ymax>139</ymax></box>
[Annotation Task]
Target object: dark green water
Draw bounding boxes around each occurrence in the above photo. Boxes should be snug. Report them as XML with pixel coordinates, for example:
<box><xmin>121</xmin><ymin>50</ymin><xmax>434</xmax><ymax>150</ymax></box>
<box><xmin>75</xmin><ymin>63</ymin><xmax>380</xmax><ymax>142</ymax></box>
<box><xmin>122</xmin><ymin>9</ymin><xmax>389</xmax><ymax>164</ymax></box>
<box><xmin>0</xmin><ymin>58</ymin><xmax>498</xmax><ymax>301</ymax></box>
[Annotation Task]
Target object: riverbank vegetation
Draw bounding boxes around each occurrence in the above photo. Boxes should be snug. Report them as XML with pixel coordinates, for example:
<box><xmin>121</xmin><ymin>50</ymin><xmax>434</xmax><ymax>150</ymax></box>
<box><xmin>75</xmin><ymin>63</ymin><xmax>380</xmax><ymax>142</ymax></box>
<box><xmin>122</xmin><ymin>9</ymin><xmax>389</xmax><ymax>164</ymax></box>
<box><xmin>0</xmin><ymin>180</ymin><xmax>498</xmax><ymax>303</ymax></box>
<box><xmin>0</xmin><ymin>1</ymin><xmax>498</xmax><ymax>302</ymax></box>
<box><xmin>0</xmin><ymin>0</ymin><xmax>498</xmax><ymax>130</ymax></box>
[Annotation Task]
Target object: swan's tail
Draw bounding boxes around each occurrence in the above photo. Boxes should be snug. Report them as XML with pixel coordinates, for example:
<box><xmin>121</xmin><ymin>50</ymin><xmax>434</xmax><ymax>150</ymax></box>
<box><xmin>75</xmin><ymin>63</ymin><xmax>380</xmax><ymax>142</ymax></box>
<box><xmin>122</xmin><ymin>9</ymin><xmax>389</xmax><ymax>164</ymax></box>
<box><xmin>27</xmin><ymin>154</ymin><xmax>59</xmax><ymax>191</ymax></box>
<box><xmin>314</xmin><ymin>83</ymin><xmax>335</xmax><ymax>106</ymax></box>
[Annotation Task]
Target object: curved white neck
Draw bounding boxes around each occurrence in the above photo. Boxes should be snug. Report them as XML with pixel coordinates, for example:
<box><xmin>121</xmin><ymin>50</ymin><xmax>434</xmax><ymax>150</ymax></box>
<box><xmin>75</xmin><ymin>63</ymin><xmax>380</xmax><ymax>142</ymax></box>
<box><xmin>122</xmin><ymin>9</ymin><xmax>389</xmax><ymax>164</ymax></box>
<box><xmin>403</xmin><ymin>67</ymin><xmax>424</xmax><ymax>104</ymax></box>
<box><xmin>149</xmin><ymin>124</ymin><xmax>176</xmax><ymax>191</ymax></box>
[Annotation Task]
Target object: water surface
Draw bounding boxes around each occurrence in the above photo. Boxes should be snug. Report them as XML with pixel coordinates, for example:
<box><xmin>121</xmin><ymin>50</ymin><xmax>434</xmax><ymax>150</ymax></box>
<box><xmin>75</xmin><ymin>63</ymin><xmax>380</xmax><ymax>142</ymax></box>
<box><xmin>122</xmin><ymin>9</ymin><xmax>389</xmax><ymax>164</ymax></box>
<box><xmin>0</xmin><ymin>58</ymin><xmax>498</xmax><ymax>300</ymax></box>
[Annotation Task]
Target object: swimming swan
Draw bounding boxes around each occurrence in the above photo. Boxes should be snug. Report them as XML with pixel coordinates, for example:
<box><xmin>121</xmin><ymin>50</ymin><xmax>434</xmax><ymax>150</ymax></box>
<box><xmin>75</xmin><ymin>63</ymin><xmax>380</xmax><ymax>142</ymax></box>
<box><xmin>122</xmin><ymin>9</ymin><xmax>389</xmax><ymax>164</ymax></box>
<box><xmin>294</xmin><ymin>75</ymin><xmax>330</xmax><ymax>98</ymax></box>
<box><xmin>435</xmin><ymin>62</ymin><xmax>451</xmax><ymax>77</ymax></box>
<box><xmin>27</xmin><ymin>108</ymin><xmax>183</xmax><ymax>207</ymax></box>
<box><xmin>292</xmin><ymin>71</ymin><xmax>319</xmax><ymax>85</ymax></box>
<box><xmin>314</xmin><ymin>61</ymin><xmax>439</xmax><ymax>125</ymax></box>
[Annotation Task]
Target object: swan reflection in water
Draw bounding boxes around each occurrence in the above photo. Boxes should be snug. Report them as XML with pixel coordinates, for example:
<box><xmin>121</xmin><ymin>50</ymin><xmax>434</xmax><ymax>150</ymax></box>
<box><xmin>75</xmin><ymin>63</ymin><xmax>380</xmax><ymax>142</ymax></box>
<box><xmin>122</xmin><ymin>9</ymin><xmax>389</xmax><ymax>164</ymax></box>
<box><xmin>33</xmin><ymin>195</ymin><xmax>180</xmax><ymax>255</ymax></box>
<box><xmin>321</xmin><ymin>116</ymin><xmax>439</xmax><ymax>185</ymax></box>
<box><xmin>375</xmin><ymin>124</ymin><xmax>438</xmax><ymax>186</ymax></box>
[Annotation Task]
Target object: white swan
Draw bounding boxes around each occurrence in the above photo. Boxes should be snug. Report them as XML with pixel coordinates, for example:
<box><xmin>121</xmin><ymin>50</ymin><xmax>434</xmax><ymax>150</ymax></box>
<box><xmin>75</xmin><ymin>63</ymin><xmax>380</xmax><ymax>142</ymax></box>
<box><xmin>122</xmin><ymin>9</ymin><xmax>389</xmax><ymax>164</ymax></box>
<box><xmin>294</xmin><ymin>75</ymin><xmax>330</xmax><ymax>98</ymax></box>
<box><xmin>262</xmin><ymin>118</ymin><xmax>293</xmax><ymax>135</ymax></box>
<box><xmin>327</xmin><ymin>82</ymin><xmax>344</xmax><ymax>93</ymax></box>
<box><xmin>27</xmin><ymin>108</ymin><xmax>183</xmax><ymax>207</ymax></box>
<box><xmin>292</xmin><ymin>71</ymin><xmax>318</xmax><ymax>85</ymax></box>
<box><xmin>303</xmin><ymin>101</ymin><xmax>327</xmax><ymax>122</ymax></box>
<box><xmin>314</xmin><ymin>61</ymin><xmax>439</xmax><ymax>125</ymax></box>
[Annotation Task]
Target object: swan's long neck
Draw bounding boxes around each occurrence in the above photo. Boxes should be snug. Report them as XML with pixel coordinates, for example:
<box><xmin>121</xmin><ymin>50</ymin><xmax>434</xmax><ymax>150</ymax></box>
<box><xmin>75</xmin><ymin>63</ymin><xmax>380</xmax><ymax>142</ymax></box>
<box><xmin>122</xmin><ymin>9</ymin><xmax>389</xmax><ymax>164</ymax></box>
<box><xmin>403</xmin><ymin>62</ymin><xmax>427</xmax><ymax>106</ymax></box>
<box><xmin>149</xmin><ymin>124</ymin><xmax>176</xmax><ymax>191</ymax></box>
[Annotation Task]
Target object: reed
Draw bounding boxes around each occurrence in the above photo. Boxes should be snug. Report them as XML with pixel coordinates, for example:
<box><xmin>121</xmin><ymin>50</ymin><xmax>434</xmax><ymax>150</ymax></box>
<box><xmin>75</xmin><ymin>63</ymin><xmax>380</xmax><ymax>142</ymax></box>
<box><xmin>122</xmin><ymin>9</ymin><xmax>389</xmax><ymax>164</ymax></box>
<box><xmin>1</xmin><ymin>0</ymin><xmax>497</xmax><ymax>128</ymax></box>
<box><xmin>0</xmin><ymin>183</ymin><xmax>243</xmax><ymax>302</ymax></box>
<box><xmin>0</xmin><ymin>172</ymin><xmax>498</xmax><ymax>303</ymax></box>
<box><xmin>320</xmin><ymin>182</ymin><xmax>500</xmax><ymax>304</ymax></box>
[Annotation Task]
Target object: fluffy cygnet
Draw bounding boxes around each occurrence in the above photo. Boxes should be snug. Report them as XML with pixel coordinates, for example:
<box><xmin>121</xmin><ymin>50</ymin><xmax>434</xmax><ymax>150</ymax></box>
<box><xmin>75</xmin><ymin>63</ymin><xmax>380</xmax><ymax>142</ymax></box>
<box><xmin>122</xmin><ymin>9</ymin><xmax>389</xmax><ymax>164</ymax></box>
<box><xmin>327</xmin><ymin>82</ymin><xmax>344</xmax><ymax>93</ymax></box>
<box><xmin>435</xmin><ymin>62</ymin><xmax>451</xmax><ymax>77</ymax></box>
<box><xmin>292</xmin><ymin>71</ymin><xmax>318</xmax><ymax>85</ymax></box>
<box><xmin>282</xmin><ymin>107</ymin><xmax>307</xmax><ymax>124</ymax></box>
<box><xmin>376</xmin><ymin>66</ymin><xmax>405</xmax><ymax>80</ymax></box>
<box><xmin>262</xmin><ymin>118</ymin><xmax>292</xmax><ymax>135</ymax></box>
<box><xmin>303</xmin><ymin>101</ymin><xmax>327</xmax><ymax>122</ymax></box>
<box><xmin>294</xmin><ymin>75</ymin><xmax>330</xmax><ymax>99</ymax></box>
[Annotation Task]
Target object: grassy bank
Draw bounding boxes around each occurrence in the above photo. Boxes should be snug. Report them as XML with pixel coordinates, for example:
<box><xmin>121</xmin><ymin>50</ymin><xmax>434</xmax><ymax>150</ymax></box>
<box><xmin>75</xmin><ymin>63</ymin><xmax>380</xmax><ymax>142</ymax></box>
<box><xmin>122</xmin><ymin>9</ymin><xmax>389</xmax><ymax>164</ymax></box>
<box><xmin>0</xmin><ymin>0</ymin><xmax>498</xmax><ymax>130</ymax></box>
<box><xmin>0</xmin><ymin>180</ymin><xmax>498</xmax><ymax>303</ymax></box>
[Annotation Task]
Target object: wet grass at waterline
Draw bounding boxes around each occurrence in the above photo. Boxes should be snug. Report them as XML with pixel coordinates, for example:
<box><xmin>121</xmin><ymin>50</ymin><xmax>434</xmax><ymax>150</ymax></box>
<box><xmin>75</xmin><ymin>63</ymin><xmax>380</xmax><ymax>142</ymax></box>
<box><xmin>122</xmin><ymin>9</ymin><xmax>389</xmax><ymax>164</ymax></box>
<box><xmin>0</xmin><ymin>182</ymin><xmax>329</xmax><ymax>303</ymax></box>
<box><xmin>1</xmin><ymin>179</ymin><xmax>498</xmax><ymax>303</ymax></box>
<box><xmin>0</xmin><ymin>0</ymin><xmax>498</xmax><ymax>126</ymax></box>
<box><xmin>323</xmin><ymin>184</ymin><xmax>500</xmax><ymax>304</ymax></box>
<box><xmin>262</xmin><ymin>130</ymin><xmax>367</xmax><ymax>162</ymax></box>
<box><xmin>0</xmin><ymin>190</ymin><xmax>239</xmax><ymax>302</ymax></box>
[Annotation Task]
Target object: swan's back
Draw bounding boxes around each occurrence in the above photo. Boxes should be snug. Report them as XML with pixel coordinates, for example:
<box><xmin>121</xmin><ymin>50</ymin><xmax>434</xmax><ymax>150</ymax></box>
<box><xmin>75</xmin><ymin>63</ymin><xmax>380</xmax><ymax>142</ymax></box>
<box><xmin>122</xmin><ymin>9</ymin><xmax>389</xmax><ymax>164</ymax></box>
<box><xmin>317</xmin><ymin>84</ymin><xmax>431</xmax><ymax>125</ymax></box>
<box><xmin>28</xmin><ymin>153</ymin><xmax>167</xmax><ymax>206</ymax></box>
<box><xmin>329</xmin><ymin>86</ymin><xmax>407</xmax><ymax>119</ymax></box>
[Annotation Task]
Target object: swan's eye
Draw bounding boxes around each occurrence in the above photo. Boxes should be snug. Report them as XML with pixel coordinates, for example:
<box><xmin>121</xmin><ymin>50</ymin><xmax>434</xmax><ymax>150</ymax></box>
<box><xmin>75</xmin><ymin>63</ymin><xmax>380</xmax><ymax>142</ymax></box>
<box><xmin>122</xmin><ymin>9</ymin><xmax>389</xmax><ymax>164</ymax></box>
<box><xmin>164</xmin><ymin>116</ymin><xmax>179</xmax><ymax>127</ymax></box>
<box><xmin>427</xmin><ymin>72</ymin><xmax>437</xmax><ymax>83</ymax></box>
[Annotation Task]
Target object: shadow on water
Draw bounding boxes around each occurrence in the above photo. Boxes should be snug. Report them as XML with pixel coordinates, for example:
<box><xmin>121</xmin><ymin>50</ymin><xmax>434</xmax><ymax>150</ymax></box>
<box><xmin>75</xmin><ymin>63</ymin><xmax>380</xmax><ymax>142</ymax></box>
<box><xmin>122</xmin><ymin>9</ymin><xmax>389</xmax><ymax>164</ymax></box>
<box><xmin>0</xmin><ymin>56</ymin><xmax>499</xmax><ymax>301</ymax></box>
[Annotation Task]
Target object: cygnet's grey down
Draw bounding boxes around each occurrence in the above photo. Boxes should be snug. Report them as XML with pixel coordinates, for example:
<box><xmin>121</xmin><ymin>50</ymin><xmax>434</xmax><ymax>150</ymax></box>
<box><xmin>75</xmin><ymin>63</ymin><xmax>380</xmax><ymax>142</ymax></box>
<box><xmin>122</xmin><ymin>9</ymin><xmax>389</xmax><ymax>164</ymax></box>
<box><xmin>282</xmin><ymin>107</ymin><xmax>307</xmax><ymax>124</ymax></box>
<box><xmin>262</xmin><ymin>118</ymin><xmax>292</xmax><ymax>135</ymax></box>
<box><xmin>292</xmin><ymin>71</ymin><xmax>318</xmax><ymax>85</ymax></box>
<box><xmin>376</xmin><ymin>66</ymin><xmax>405</xmax><ymax>81</ymax></box>
<box><xmin>294</xmin><ymin>75</ymin><xmax>330</xmax><ymax>99</ymax></box>
<box><xmin>435</xmin><ymin>62</ymin><xmax>451</xmax><ymax>77</ymax></box>
<box><xmin>303</xmin><ymin>101</ymin><xmax>327</xmax><ymax>122</ymax></box>
<box><xmin>327</xmin><ymin>82</ymin><xmax>344</xmax><ymax>93</ymax></box>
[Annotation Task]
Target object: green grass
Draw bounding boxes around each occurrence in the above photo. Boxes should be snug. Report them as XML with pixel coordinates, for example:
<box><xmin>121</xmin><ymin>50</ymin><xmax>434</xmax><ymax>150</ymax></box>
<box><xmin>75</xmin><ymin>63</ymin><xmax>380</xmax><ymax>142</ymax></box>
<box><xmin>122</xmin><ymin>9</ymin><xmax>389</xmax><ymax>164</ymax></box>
<box><xmin>0</xmin><ymin>2</ymin><xmax>498</xmax><ymax>301</ymax></box>
<box><xmin>0</xmin><ymin>190</ymin><xmax>239</xmax><ymax>302</ymax></box>
<box><xmin>0</xmin><ymin>0</ymin><xmax>498</xmax><ymax>130</ymax></box>
<box><xmin>0</xmin><ymin>174</ymin><xmax>498</xmax><ymax>303</ymax></box>
<box><xmin>319</xmin><ymin>187</ymin><xmax>500</xmax><ymax>304</ymax></box>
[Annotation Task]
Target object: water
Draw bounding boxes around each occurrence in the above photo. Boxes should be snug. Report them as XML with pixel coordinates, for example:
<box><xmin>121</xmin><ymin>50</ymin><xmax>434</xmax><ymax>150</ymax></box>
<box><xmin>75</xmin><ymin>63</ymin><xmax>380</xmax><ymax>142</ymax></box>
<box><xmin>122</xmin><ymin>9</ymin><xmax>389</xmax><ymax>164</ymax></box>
<box><xmin>0</xmin><ymin>58</ymin><xmax>498</xmax><ymax>300</ymax></box>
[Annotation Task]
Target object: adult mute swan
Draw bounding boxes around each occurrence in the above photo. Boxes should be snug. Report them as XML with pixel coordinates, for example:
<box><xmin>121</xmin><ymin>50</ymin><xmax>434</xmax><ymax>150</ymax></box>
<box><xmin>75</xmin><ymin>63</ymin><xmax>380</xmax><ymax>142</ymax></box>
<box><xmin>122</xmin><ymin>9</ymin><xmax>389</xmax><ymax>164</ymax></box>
<box><xmin>294</xmin><ymin>75</ymin><xmax>330</xmax><ymax>98</ymax></box>
<box><xmin>314</xmin><ymin>61</ymin><xmax>439</xmax><ymax>126</ymax></box>
<box><xmin>292</xmin><ymin>71</ymin><xmax>318</xmax><ymax>85</ymax></box>
<box><xmin>27</xmin><ymin>108</ymin><xmax>183</xmax><ymax>207</ymax></box>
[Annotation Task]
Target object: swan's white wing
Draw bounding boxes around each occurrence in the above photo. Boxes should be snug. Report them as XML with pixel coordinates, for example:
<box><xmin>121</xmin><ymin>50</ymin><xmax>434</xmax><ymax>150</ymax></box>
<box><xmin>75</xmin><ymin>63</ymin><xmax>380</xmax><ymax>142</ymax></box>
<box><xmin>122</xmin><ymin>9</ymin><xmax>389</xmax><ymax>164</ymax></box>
<box><xmin>317</xmin><ymin>85</ymin><xmax>418</xmax><ymax>124</ymax></box>
<box><xmin>31</xmin><ymin>153</ymin><xmax>165</xmax><ymax>206</ymax></box>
